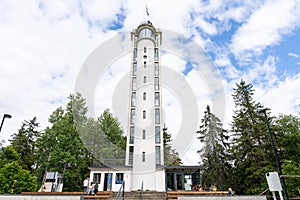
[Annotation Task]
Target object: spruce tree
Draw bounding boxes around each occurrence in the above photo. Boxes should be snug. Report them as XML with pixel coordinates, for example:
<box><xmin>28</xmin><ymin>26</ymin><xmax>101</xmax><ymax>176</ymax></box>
<box><xmin>163</xmin><ymin>125</ymin><xmax>182</xmax><ymax>166</ymax></box>
<box><xmin>230</xmin><ymin>80</ymin><xmax>275</xmax><ymax>194</ymax></box>
<box><xmin>197</xmin><ymin>105</ymin><xmax>230</xmax><ymax>190</ymax></box>
<box><xmin>10</xmin><ymin>117</ymin><xmax>41</xmax><ymax>172</ymax></box>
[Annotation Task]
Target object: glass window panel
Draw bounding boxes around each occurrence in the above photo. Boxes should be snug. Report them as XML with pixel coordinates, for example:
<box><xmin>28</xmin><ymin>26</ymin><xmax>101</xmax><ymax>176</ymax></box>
<box><xmin>155</xmin><ymin>92</ymin><xmax>159</xmax><ymax>106</ymax></box>
<box><xmin>130</xmin><ymin>109</ymin><xmax>135</xmax><ymax>124</ymax></box>
<box><xmin>155</xmin><ymin>146</ymin><xmax>161</xmax><ymax>165</ymax></box>
<box><xmin>133</xmin><ymin>63</ymin><xmax>137</xmax><ymax>76</ymax></box>
<box><xmin>131</xmin><ymin>92</ymin><xmax>136</xmax><ymax>107</ymax></box>
<box><xmin>130</xmin><ymin>126</ymin><xmax>134</xmax><ymax>144</ymax></box>
<box><xmin>154</xmin><ymin>77</ymin><xmax>159</xmax><ymax>90</ymax></box>
<box><xmin>155</xmin><ymin>126</ymin><xmax>160</xmax><ymax>144</ymax></box>
<box><xmin>155</xmin><ymin>108</ymin><xmax>160</xmax><ymax>124</ymax></box>
<box><xmin>154</xmin><ymin>62</ymin><xmax>159</xmax><ymax>76</ymax></box>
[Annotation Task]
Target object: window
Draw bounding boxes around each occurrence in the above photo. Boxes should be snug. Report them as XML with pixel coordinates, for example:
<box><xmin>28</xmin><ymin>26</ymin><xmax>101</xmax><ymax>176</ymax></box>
<box><xmin>129</xmin><ymin>146</ymin><xmax>134</xmax><ymax>165</ymax></box>
<box><xmin>138</xmin><ymin>28</ymin><xmax>153</xmax><ymax>39</ymax></box>
<box><xmin>144</xmin><ymin>61</ymin><xmax>146</xmax><ymax>68</ymax></box>
<box><xmin>130</xmin><ymin>109</ymin><xmax>135</xmax><ymax>124</ymax></box>
<box><xmin>143</xmin><ymin>76</ymin><xmax>147</xmax><ymax>83</ymax></box>
<box><xmin>131</xmin><ymin>92</ymin><xmax>136</xmax><ymax>107</ymax></box>
<box><xmin>154</xmin><ymin>62</ymin><xmax>159</xmax><ymax>75</ymax></box>
<box><xmin>144</xmin><ymin>47</ymin><xmax>147</xmax><ymax>53</ymax></box>
<box><xmin>93</xmin><ymin>173</ymin><xmax>101</xmax><ymax>184</ymax></box>
<box><xmin>142</xmin><ymin>130</ymin><xmax>146</xmax><ymax>139</ymax></box>
<box><xmin>133</xmin><ymin>48</ymin><xmax>137</xmax><ymax>61</ymax></box>
<box><xmin>132</xmin><ymin>77</ymin><xmax>136</xmax><ymax>90</ymax></box>
<box><xmin>143</xmin><ymin>110</ymin><xmax>146</xmax><ymax>119</ymax></box>
<box><xmin>155</xmin><ymin>146</ymin><xmax>161</xmax><ymax>165</ymax></box>
<box><xmin>115</xmin><ymin>173</ymin><xmax>124</xmax><ymax>184</ymax></box>
<box><xmin>143</xmin><ymin>92</ymin><xmax>146</xmax><ymax>100</ymax></box>
<box><xmin>142</xmin><ymin>151</ymin><xmax>145</xmax><ymax>162</ymax></box>
<box><xmin>154</xmin><ymin>77</ymin><xmax>159</xmax><ymax>90</ymax></box>
<box><xmin>155</xmin><ymin>108</ymin><xmax>160</xmax><ymax>124</ymax></box>
<box><xmin>130</xmin><ymin>126</ymin><xmax>134</xmax><ymax>144</ymax></box>
<box><xmin>155</xmin><ymin>92</ymin><xmax>159</xmax><ymax>106</ymax></box>
<box><xmin>133</xmin><ymin>63</ymin><xmax>137</xmax><ymax>76</ymax></box>
<box><xmin>155</xmin><ymin>126</ymin><xmax>160</xmax><ymax>143</ymax></box>
<box><xmin>154</xmin><ymin>48</ymin><xmax>158</xmax><ymax>61</ymax></box>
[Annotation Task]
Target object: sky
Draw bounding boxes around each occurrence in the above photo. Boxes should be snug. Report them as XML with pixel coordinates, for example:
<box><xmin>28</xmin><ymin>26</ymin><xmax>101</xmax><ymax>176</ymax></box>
<box><xmin>1</xmin><ymin>0</ymin><xmax>300</xmax><ymax>165</ymax></box>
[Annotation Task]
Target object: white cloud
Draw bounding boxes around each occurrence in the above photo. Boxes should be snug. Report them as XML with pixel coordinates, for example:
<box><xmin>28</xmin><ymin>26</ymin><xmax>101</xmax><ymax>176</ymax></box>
<box><xmin>288</xmin><ymin>52</ymin><xmax>300</xmax><ymax>58</ymax></box>
<box><xmin>256</xmin><ymin>73</ymin><xmax>300</xmax><ymax>115</ymax></box>
<box><xmin>231</xmin><ymin>0</ymin><xmax>300</xmax><ymax>60</ymax></box>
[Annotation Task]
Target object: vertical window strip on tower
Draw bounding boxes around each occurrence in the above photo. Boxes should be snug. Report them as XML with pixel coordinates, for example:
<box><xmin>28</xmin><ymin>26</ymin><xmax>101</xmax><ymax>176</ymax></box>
<box><xmin>144</xmin><ymin>61</ymin><xmax>146</xmax><ymax>68</ymax></box>
<box><xmin>155</xmin><ymin>108</ymin><xmax>160</xmax><ymax>124</ymax></box>
<box><xmin>129</xmin><ymin>126</ymin><xmax>134</xmax><ymax>144</ymax></box>
<box><xmin>144</xmin><ymin>76</ymin><xmax>147</xmax><ymax>83</ymax></box>
<box><xmin>131</xmin><ymin>92</ymin><xmax>136</xmax><ymax>107</ymax></box>
<box><xmin>132</xmin><ymin>77</ymin><xmax>136</xmax><ymax>90</ymax></box>
<box><xmin>154</xmin><ymin>48</ymin><xmax>158</xmax><ymax>61</ymax></box>
<box><xmin>129</xmin><ymin>146</ymin><xmax>134</xmax><ymax>165</ymax></box>
<box><xmin>155</xmin><ymin>146</ymin><xmax>161</xmax><ymax>165</ymax></box>
<box><xmin>133</xmin><ymin>63</ymin><xmax>137</xmax><ymax>76</ymax></box>
<box><xmin>133</xmin><ymin>48</ymin><xmax>137</xmax><ymax>61</ymax></box>
<box><xmin>144</xmin><ymin>47</ymin><xmax>147</xmax><ymax>53</ymax></box>
<box><xmin>154</xmin><ymin>77</ymin><xmax>159</xmax><ymax>90</ymax></box>
<box><xmin>143</xmin><ymin>92</ymin><xmax>146</xmax><ymax>100</ymax></box>
<box><xmin>155</xmin><ymin>92</ymin><xmax>160</xmax><ymax>106</ymax></box>
<box><xmin>143</xmin><ymin>110</ymin><xmax>146</xmax><ymax>119</ymax></box>
<box><xmin>130</xmin><ymin>109</ymin><xmax>135</xmax><ymax>124</ymax></box>
<box><xmin>155</xmin><ymin>126</ymin><xmax>160</xmax><ymax>143</ymax></box>
<box><xmin>154</xmin><ymin>62</ymin><xmax>159</xmax><ymax>76</ymax></box>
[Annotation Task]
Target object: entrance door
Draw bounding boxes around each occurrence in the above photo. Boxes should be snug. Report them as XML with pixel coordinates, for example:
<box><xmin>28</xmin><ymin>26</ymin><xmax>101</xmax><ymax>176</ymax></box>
<box><xmin>103</xmin><ymin>173</ymin><xmax>112</xmax><ymax>191</ymax></box>
<box><xmin>176</xmin><ymin>173</ymin><xmax>184</xmax><ymax>190</ymax></box>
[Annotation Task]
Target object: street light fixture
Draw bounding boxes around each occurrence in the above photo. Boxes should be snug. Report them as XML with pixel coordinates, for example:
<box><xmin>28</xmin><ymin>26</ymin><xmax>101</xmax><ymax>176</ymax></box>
<box><xmin>258</xmin><ymin>108</ymin><xmax>289</xmax><ymax>200</ymax></box>
<box><xmin>0</xmin><ymin>114</ymin><xmax>12</xmax><ymax>133</ymax></box>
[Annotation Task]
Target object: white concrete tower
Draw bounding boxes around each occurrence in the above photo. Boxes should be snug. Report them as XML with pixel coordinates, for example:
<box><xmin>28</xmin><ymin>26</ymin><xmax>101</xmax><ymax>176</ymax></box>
<box><xmin>125</xmin><ymin>21</ymin><xmax>165</xmax><ymax>191</ymax></box>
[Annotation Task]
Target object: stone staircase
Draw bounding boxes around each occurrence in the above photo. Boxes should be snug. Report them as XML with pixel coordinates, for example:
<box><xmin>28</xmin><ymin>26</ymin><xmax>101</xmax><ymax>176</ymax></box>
<box><xmin>112</xmin><ymin>191</ymin><xmax>167</xmax><ymax>200</ymax></box>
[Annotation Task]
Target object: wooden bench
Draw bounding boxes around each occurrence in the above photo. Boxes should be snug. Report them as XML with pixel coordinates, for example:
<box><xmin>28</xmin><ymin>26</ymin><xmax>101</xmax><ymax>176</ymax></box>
<box><xmin>84</xmin><ymin>195</ymin><xmax>113</xmax><ymax>199</ymax></box>
<box><xmin>21</xmin><ymin>191</ymin><xmax>113</xmax><ymax>199</ymax></box>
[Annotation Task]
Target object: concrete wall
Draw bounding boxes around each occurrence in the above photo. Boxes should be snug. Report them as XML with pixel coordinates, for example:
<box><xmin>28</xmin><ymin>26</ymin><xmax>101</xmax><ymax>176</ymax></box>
<box><xmin>178</xmin><ymin>196</ymin><xmax>267</xmax><ymax>200</ymax></box>
<box><xmin>0</xmin><ymin>195</ymin><xmax>81</xmax><ymax>200</ymax></box>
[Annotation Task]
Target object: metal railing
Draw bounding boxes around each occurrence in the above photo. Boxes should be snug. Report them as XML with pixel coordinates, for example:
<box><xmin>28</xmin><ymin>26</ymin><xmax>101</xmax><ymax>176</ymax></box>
<box><xmin>140</xmin><ymin>181</ymin><xmax>143</xmax><ymax>200</ymax></box>
<box><xmin>115</xmin><ymin>181</ymin><xmax>125</xmax><ymax>200</ymax></box>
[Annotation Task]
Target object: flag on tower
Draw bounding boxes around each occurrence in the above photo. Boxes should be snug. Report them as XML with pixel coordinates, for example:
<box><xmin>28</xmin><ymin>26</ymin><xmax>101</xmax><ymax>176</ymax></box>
<box><xmin>146</xmin><ymin>4</ymin><xmax>149</xmax><ymax>16</ymax></box>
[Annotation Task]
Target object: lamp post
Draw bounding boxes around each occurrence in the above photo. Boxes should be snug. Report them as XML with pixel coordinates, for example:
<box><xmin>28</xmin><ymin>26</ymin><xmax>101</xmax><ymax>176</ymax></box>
<box><xmin>258</xmin><ymin>109</ymin><xmax>289</xmax><ymax>200</ymax></box>
<box><xmin>0</xmin><ymin>114</ymin><xmax>12</xmax><ymax>133</ymax></box>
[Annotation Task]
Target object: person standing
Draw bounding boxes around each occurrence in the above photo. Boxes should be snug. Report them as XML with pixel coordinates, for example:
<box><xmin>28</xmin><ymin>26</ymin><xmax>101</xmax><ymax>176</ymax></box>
<box><xmin>94</xmin><ymin>182</ymin><xmax>99</xmax><ymax>196</ymax></box>
<box><xmin>83</xmin><ymin>177</ymin><xmax>89</xmax><ymax>192</ymax></box>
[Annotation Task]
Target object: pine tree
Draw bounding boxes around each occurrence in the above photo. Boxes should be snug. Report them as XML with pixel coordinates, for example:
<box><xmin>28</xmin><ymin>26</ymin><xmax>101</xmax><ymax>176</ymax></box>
<box><xmin>230</xmin><ymin>80</ymin><xmax>275</xmax><ymax>194</ymax></box>
<box><xmin>197</xmin><ymin>105</ymin><xmax>230</xmax><ymax>190</ymax></box>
